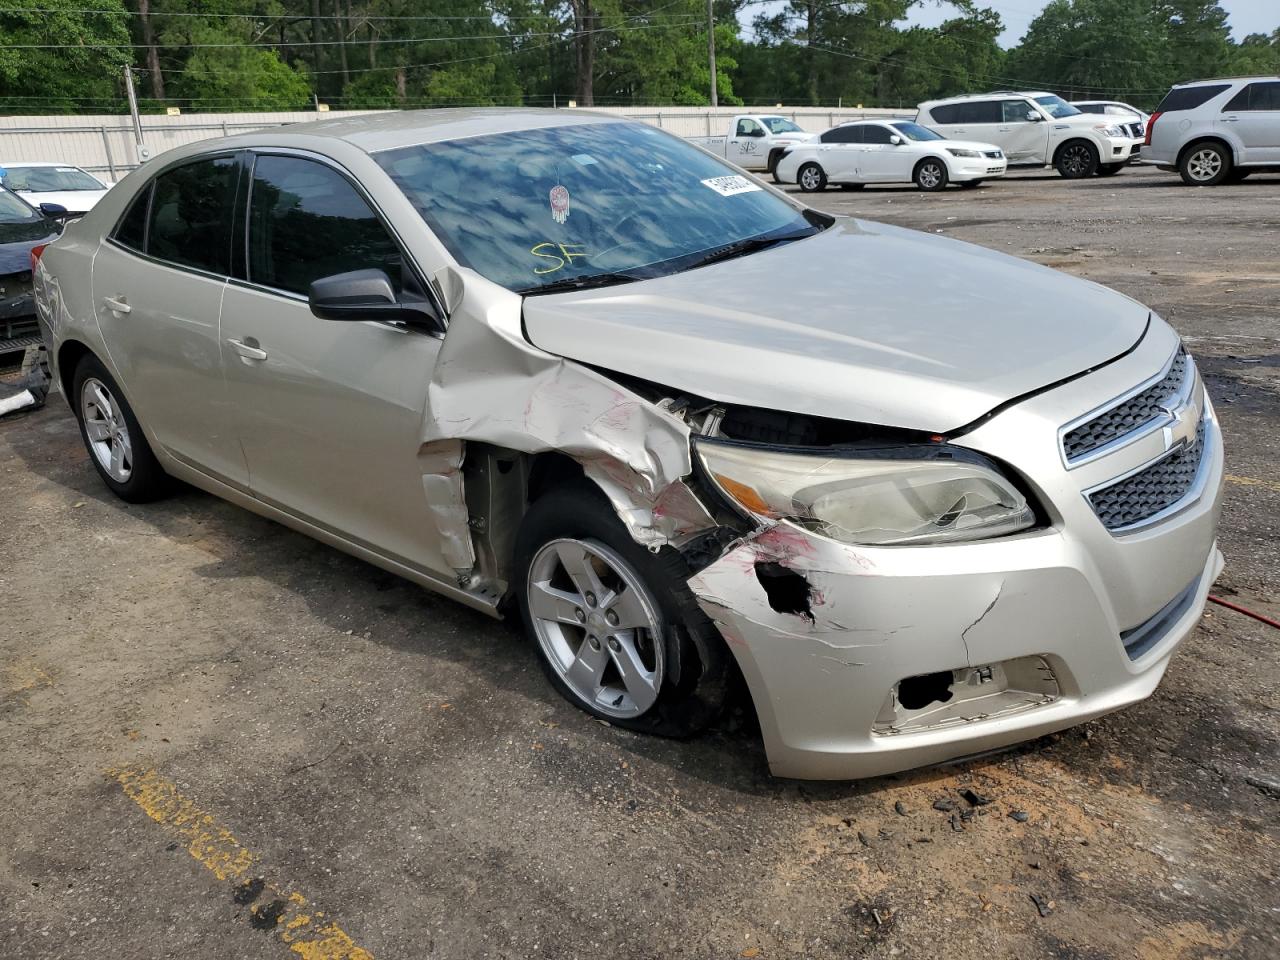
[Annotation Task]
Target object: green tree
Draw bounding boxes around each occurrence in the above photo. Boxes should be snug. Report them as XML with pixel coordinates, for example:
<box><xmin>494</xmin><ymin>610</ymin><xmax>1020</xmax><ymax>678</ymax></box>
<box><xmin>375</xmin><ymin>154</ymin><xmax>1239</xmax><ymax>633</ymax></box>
<box><xmin>0</xmin><ymin>0</ymin><xmax>131</xmax><ymax>113</ymax></box>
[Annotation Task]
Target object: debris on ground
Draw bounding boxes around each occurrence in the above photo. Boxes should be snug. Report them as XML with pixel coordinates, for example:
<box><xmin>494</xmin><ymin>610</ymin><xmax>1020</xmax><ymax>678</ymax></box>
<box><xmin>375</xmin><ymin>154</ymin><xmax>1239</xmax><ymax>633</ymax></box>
<box><xmin>1029</xmin><ymin>894</ymin><xmax>1054</xmax><ymax>918</ymax></box>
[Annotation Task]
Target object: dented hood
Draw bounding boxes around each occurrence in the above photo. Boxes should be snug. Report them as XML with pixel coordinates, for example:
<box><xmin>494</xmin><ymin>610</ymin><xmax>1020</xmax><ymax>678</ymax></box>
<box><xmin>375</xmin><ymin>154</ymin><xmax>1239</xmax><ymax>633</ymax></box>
<box><xmin>521</xmin><ymin>218</ymin><xmax>1150</xmax><ymax>433</ymax></box>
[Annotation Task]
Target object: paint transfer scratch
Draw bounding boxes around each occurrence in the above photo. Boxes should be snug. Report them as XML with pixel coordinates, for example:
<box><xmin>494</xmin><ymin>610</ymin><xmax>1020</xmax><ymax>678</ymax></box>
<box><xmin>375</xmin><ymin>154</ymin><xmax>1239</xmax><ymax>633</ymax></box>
<box><xmin>106</xmin><ymin>765</ymin><xmax>373</xmax><ymax>960</ymax></box>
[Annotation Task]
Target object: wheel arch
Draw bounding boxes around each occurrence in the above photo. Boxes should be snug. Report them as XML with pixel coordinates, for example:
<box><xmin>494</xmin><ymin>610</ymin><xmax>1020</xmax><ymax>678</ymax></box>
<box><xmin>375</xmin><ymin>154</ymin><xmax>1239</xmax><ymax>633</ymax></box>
<box><xmin>1177</xmin><ymin>136</ymin><xmax>1236</xmax><ymax>168</ymax></box>
<box><xmin>55</xmin><ymin>338</ymin><xmax>96</xmax><ymax>404</ymax></box>
<box><xmin>913</xmin><ymin>154</ymin><xmax>948</xmax><ymax>175</ymax></box>
<box><xmin>1051</xmin><ymin>136</ymin><xmax>1099</xmax><ymax>166</ymax></box>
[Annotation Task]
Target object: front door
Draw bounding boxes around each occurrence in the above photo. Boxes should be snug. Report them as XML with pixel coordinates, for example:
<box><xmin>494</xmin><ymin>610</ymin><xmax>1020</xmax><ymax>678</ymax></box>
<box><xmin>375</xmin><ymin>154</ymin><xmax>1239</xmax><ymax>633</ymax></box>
<box><xmin>90</xmin><ymin>154</ymin><xmax>249</xmax><ymax>488</ymax></box>
<box><xmin>997</xmin><ymin>99</ymin><xmax>1049</xmax><ymax>163</ymax></box>
<box><xmin>1220</xmin><ymin>81</ymin><xmax>1280</xmax><ymax>163</ymax></box>
<box><xmin>729</xmin><ymin>118</ymin><xmax>768</xmax><ymax>170</ymax></box>
<box><xmin>856</xmin><ymin>124</ymin><xmax>906</xmax><ymax>181</ymax></box>
<box><xmin>219</xmin><ymin>152</ymin><xmax>453</xmax><ymax>577</ymax></box>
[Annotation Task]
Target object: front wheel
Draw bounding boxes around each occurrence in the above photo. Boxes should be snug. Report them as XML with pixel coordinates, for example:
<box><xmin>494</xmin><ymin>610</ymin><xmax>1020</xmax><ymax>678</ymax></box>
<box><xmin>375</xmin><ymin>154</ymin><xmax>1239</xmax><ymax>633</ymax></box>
<box><xmin>1096</xmin><ymin>163</ymin><xmax>1124</xmax><ymax>177</ymax></box>
<box><xmin>514</xmin><ymin>481</ymin><xmax>732</xmax><ymax>737</ymax></box>
<box><xmin>1180</xmin><ymin>142</ymin><xmax>1231</xmax><ymax>185</ymax></box>
<box><xmin>1056</xmin><ymin>140</ymin><xmax>1099</xmax><ymax>179</ymax></box>
<box><xmin>797</xmin><ymin>162</ymin><xmax>827</xmax><ymax>193</ymax></box>
<box><xmin>914</xmin><ymin>158</ymin><xmax>948</xmax><ymax>191</ymax></box>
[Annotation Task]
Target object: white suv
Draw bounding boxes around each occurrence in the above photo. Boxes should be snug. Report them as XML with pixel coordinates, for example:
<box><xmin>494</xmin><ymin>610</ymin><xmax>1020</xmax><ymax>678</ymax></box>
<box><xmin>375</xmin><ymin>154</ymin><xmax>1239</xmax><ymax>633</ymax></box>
<box><xmin>1144</xmin><ymin>76</ymin><xmax>1280</xmax><ymax>186</ymax></box>
<box><xmin>918</xmin><ymin>91</ymin><xmax>1142</xmax><ymax>178</ymax></box>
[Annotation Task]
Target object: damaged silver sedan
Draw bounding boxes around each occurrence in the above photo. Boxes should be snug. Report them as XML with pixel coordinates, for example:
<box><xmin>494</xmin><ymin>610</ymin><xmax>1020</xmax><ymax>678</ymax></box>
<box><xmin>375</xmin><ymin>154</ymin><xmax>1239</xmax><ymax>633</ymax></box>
<box><xmin>34</xmin><ymin>109</ymin><xmax>1224</xmax><ymax>779</ymax></box>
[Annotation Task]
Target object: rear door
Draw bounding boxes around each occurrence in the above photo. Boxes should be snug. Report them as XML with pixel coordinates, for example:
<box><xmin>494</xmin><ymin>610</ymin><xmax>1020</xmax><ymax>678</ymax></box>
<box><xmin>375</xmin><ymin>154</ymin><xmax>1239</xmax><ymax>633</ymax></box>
<box><xmin>90</xmin><ymin>154</ymin><xmax>249</xmax><ymax>488</ymax></box>
<box><xmin>1220</xmin><ymin>81</ymin><xmax>1280</xmax><ymax>163</ymax></box>
<box><xmin>946</xmin><ymin>100</ymin><xmax>1004</xmax><ymax>150</ymax></box>
<box><xmin>818</xmin><ymin>124</ymin><xmax>861</xmax><ymax>180</ymax></box>
<box><xmin>996</xmin><ymin>99</ymin><xmax>1047</xmax><ymax>162</ymax></box>
<box><xmin>219</xmin><ymin>150</ymin><xmax>455</xmax><ymax>577</ymax></box>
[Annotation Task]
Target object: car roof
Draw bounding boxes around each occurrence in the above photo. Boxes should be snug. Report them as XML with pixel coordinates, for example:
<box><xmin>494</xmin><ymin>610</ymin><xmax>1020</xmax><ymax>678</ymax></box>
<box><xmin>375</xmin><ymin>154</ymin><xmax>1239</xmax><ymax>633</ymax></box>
<box><xmin>922</xmin><ymin>91</ymin><xmax>1053</xmax><ymax>106</ymax></box>
<box><xmin>232</xmin><ymin>107</ymin><xmax>626</xmax><ymax>154</ymax></box>
<box><xmin>0</xmin><ymin>160</ymin><xmax>88</xmax><ymax>168</ymax></box>
<box><xmin>1171</xmin><ymin>76</ymin><xmax>1279</xmax><ymax>87</ymax></box>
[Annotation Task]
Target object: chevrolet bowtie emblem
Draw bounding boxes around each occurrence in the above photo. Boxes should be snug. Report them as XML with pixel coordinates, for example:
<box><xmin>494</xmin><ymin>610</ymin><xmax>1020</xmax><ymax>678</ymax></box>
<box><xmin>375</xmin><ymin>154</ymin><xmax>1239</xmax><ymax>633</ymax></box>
<box><xmin>1161</xmin><ymin>380</ymin><xmax>1203</xmax><ymax>453</ymax></box>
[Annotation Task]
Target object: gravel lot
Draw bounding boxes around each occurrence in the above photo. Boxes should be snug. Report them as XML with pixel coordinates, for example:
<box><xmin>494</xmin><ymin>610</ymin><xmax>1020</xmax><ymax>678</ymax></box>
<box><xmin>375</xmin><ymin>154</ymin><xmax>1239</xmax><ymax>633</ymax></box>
<box><xmin>2</xmin><ymin>164</ymin><xmax>1278</xmax><ymax>960</ymax></box>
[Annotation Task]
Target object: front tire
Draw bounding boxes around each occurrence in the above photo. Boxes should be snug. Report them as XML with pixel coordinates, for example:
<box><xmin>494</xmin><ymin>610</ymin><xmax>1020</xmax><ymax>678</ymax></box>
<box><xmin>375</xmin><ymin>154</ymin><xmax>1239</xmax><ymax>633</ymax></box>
<box><xmin>914</xmin><ymin>158</ymin><xmax>948</xmax><ymax>191</ymax></box>
<box><xmin>1056</xmin><ymin>140</ymin><xmax>1099</xmax><ymax>179</ymax></box>
<box><xmin>514</xmin><ymin>481</ymin><xmax>732</xmax><ymax>737</ymax></box>
<box><xmin>1180</xmin><ymin>141</ymin><xmax>1231</xmax><ymax>185</ymax></box>
<box><xmin>797</xmin><ymin>162</ymin><xmax>827</xmax><ymax>193</ymax></box>
<box><xmin>71</xmin><ymin>354</ymin><xmax>170</xmax><ymax>503</ymax></box>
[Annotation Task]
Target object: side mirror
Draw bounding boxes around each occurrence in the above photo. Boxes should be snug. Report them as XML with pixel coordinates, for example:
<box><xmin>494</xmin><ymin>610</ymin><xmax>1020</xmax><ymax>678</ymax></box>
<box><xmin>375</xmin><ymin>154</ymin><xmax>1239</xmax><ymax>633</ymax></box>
<box><xmin>308</xmin><ymin>268</ymin><xmax>440</xmax><ymax>331</ymax></box>
<box><xmin>889</xmin><ymin>134</ymin><xmax>904</xmax><ymax>145</ymax></box>
<box><xmin>39</xmin><ymin>202</ymin><xmax>68</xmax><ymax>219</ymax></box>
<box><xmin>1026</xmin><ymin>110</ymin><xmax>1042</xmax><ymax>122</ymax></box>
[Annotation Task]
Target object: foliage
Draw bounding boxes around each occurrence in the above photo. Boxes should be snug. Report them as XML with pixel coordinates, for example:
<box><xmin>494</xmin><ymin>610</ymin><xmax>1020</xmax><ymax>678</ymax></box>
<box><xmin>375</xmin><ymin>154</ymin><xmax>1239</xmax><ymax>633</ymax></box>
<box><xmin>0</xmin><ymin>0</ymin><xmax>131</xmax><ymax>112</ymax></box>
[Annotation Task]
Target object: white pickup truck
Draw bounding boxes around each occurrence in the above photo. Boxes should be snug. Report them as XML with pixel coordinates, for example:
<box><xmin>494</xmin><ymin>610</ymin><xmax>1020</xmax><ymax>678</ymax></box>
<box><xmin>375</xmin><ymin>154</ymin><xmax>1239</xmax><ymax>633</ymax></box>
<box><xmin>687</xmin><ymin>114</ymin><xmax>814</xmax><ymax>179</ymax></box>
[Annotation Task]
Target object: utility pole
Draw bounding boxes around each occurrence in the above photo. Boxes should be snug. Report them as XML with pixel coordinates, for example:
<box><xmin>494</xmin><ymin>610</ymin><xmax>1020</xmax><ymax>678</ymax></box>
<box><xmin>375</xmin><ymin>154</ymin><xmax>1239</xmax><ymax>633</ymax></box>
<box><xmin>123</xmin><ymin>65</ymin><xmax>148</xmax><ymax>165</ymax></box>
<box><xmin>707</xmin><ymin>0</ymin><xmax>717</xmax><ymax>108</ymax></box>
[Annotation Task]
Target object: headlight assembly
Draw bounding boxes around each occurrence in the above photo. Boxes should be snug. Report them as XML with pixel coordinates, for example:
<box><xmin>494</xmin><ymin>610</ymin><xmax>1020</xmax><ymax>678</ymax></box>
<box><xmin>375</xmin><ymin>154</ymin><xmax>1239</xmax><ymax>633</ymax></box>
<box><xmin>1096</xmin><ymin>124</ymin><xmax>1126</xmax><ymax>137</ymax></box>
<box><xmin>697</xmin><ymin>440</ymin><xmax>1036</xmax><ymax>546</ymax></box>
<box><xmin>946</xmin><ymin>148</ymin><xmax>980</xmax><ymax>158</ymax></box>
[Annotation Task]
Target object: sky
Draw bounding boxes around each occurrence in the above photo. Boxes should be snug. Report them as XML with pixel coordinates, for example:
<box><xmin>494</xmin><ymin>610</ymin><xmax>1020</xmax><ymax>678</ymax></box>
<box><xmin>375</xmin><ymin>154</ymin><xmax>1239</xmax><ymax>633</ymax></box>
<box><xmin>740</xmin><ymin>0</ymin><xmax>1279</xmax><ymax>48</ymax></box>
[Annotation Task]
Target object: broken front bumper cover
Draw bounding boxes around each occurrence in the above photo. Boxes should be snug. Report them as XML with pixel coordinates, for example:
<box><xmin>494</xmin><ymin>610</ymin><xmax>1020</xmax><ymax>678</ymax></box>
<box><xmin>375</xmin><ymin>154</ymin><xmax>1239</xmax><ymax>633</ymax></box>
<box><xmin>689</xmin><ymin>517</ymin><xmax>1223</xmax><ymax>781</ymax></box>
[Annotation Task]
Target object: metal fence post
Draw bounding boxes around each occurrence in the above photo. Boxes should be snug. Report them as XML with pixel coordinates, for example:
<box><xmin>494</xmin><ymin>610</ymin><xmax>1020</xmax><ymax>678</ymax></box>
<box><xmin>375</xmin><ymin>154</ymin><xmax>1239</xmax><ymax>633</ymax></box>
<box><xmin>99</xmin><ymin>126</ymin><xmax>117</xmax><ymax>180</ymax></box>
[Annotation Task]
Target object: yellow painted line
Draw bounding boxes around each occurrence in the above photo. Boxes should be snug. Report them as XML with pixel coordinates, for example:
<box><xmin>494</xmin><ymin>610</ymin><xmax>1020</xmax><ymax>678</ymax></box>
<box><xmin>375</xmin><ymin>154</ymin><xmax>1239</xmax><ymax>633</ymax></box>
<box><xmin>1226</xmin><ymin>474</ymin><xmax>1280</xmax><ymax>494</ymax></box>
<box><xmin>107</xmin><ymin>765</ymin><xmax>373</xmax><ymax>960</ymax></box>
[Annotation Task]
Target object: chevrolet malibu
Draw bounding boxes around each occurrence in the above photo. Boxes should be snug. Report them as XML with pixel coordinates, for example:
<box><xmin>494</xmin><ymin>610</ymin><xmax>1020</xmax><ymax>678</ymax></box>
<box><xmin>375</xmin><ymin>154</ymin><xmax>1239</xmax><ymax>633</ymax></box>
<box><xmin>33</xmin><ymin>110</ymin><xmax>1224</xmax><ymax>779</ymax></box>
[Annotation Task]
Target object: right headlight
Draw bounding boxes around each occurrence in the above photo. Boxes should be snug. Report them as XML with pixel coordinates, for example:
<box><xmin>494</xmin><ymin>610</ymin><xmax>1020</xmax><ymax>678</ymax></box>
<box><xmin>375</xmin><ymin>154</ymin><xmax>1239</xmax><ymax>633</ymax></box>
<box><xmin>697</xmin><ymin>440</ymin><xmax>1035</xmax><ymax>546</ymax></box>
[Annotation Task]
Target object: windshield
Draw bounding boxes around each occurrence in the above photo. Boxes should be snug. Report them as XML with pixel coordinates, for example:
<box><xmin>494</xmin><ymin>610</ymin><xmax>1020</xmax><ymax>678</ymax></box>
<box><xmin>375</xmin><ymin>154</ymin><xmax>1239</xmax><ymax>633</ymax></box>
<box><xmin>2</xmin><ymin>165</ymin><xmax>104</xmax><ymax>192</ymax></box>
<box><xmin>1034</xmin><ymin>96</ymin><xmax>1082</xmax><ymax>119</ymax></box>
<box><xmin>377</xmin><ymin>122</ymin><xmax>817</xmax><ymax>293</ymax></box>
<box><xmin>761</xmin><ymin>117</ymin><xmax>803</xmax><ymax>134</ymax></box>
<box><xmin>0</xmin><ymin>188</ymin><xmax>40</xmax><ymax>223</ymax></box>
<box><xmin>891</xmin><ymin>121</ymin><xmax>944</xmax><ymax>142</ymax></box>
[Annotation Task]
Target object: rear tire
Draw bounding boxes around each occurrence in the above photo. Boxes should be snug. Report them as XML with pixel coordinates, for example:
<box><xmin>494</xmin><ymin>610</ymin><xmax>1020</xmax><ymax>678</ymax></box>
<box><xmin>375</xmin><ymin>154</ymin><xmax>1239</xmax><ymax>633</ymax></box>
<box><xmin>798</xmin><ymin>162</ymin><xmax>827</xmax><ymax>193</ymax></box>
<box><xmin>1056</xmin><ymin>140</ymin><xmax>1099</xmax><ymax>179</ymax></box>
<box><xmin>914</xmin><ymin>158</ymin><xmax>948</xmax><ymax>191</ymax></box>
<box><xmin>514</xmin><ymin>481</ymin><xmax>732</xmax><ymax>737</ymax></box>
<box><xmin>71</xmin><ymin>354</ymin><xmax>170</xmax><ymax>503</ymax></box>
<box><xmin>1179</xmin><ymin>141</ymin><xmax>1231</xmax><ymax>186</ymax></box>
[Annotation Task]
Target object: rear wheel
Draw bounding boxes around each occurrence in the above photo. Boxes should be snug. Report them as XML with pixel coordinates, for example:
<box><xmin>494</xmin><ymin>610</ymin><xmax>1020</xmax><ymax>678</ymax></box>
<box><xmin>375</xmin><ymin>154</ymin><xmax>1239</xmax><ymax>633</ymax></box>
<box><xmin>914</xmin><ymin>158</ymin><xmax>948</xmax><ymax>191</ymax></box>
<box><xmin>71</xmin><ymin>354</ymin><xmax>170</xmax><ymax>502</ymax></box>
<box><xmin>1096</xmin><ymin>163</ymin><xmax>1124</xmax><ymax>176</ymax></box>
<box><xmin>798</xmin><ymin>162</ymin><xmax>827</xmax><ymax>193</ymax></box>
<box><xmin>1056</xmin><ymin>140</ymin><xmax>1099</xmax><ymax>179</ymax></box>
<box><xmin>1179</xmin><ymin>141</ymin><xmax>1231</xmax><ymax>185</ymax></box>
<box><xmin>514</xmin><ymin>482</ymin><xmax>732</xmax><ymax>737</ymax></box>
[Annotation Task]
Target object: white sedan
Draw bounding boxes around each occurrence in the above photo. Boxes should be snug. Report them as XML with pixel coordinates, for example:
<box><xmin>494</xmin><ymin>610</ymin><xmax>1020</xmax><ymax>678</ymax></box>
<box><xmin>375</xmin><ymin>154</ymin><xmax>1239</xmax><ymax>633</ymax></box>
<box><xmin>775</xmin><ymin>120</ymin><xmax>1008</xmax><ymax>192</ymax></box>
<box><xmin>0</xmin><ymin>162</ymin><xmax>112</xmax><ymax>215</ymax></box>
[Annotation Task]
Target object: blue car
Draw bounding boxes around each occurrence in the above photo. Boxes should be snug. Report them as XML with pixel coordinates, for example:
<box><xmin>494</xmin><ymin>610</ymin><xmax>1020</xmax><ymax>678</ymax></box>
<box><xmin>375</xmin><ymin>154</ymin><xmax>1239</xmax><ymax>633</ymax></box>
<box><xmin>0</xmin><ymin>185</ymin><xmax>64</xmax><ymax>412</ymax></box>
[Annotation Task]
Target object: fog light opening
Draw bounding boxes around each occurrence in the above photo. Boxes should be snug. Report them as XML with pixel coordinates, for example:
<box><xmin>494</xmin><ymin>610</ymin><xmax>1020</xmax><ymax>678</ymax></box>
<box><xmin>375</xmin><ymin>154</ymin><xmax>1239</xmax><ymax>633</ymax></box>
<box><xmin>897</xmin><ymin>671</ymin><xmax>955</xmax><ymax>711</ymax></box>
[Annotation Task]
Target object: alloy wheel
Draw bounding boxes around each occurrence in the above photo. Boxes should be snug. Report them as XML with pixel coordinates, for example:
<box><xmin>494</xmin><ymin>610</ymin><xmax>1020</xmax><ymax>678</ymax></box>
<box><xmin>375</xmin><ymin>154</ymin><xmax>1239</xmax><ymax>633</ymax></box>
<box><xmin>526</xmin><ymin>537</ymin><xmax>665</xmax><ymax>719</ymax></box>
<box><xmin>918</xmin><ymin>162</ymin><xmax>943</xmax><ymax>189</ymax></box>
<box><xmin>1060</xmin><ymin>144</ymin><xmax>1093</xmax><ymax>177</ymax></box>
<box><xmin>800</xmin><ymin>166</ymin><xmax>822</xmax><ymax>190</ymax></box>
<box><xmin>1187</xmin><ymin>148</ymin><xmax>1222</xmax><ymax>182</ymax></box>
<box><xmin>80</xmin><ymin>377</ymin><xmax>133</xmax><ymax>483</ymax></box>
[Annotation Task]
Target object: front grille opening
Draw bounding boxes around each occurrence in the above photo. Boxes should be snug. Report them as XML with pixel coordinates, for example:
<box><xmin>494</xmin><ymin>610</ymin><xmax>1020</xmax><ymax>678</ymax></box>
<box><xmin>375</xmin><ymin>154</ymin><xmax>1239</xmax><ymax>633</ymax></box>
<box><xmin>1089</xmin><ymin>420</ymin><xmax>1205</xmax><ymax>531</ymax></box>
<box><xmin>1063</xmin><ymin>350</ymin><xmax>1188</xmax><ymax>462</ymax></box>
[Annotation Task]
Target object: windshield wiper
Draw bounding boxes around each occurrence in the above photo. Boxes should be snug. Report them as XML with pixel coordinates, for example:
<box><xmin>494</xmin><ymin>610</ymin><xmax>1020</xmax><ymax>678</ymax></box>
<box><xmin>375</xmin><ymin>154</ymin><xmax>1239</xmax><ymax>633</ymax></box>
<box><xmin>517</xmin><ymin>271</ymin><xmax>644</xmax><ymax>296</ymax></box>
<box><xmin>686</xmin><ymin>228</ymin><xmax>815</xmax><ymax>270</ymax></box>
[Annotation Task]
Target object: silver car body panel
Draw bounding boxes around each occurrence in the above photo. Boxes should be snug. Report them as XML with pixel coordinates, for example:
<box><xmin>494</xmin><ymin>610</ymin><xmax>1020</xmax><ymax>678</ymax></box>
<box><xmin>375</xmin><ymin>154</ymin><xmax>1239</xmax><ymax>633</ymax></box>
<box><xmin>34</xmin><ymin>109</ymin><xmax>1225</xmax><ymax>779</ymax></box>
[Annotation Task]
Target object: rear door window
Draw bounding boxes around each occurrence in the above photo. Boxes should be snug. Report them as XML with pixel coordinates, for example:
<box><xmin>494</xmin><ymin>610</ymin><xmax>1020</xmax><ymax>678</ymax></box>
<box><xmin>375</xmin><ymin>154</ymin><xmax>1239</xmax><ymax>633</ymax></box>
<box><xmin>246</xmin><ymin>154</ymin><xmax>403</xmax><ymax>297</ymax></box>
<box><xmin>1155</xmin><ymin>84</ymin><xmax>1230</xmax><ymax>113</ymax></box>
<box><xmin>147</xmin><ymin>156</ymin><xmax>239</xmax><ymax>275</ymax></box>
<box><xmin>113</xmin><ymin>185</ymin><xmax>151</xmax><ymax>252</ymax></box>
<box><xmin>957</xmin><ymin>101</ymin><xmax>1001</xmax><ymax>123</ymax></box>
<box><xmin>821</xmin><ymin>125</ymin><xmax>862</xmax><ymax>144</ymax></box>
<box><xmin>1224</xmin><ymin>81</ymin><xmax>1280</xmax><ymax>111</ymax></box>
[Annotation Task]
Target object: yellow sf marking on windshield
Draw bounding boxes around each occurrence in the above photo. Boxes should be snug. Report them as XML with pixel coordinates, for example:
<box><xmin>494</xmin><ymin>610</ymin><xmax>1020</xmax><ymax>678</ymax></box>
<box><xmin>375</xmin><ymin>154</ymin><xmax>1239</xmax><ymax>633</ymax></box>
<box><xmin>107</xmin><ymin>765</ymin><xmax>374</xmax><ymax>960</ymax></box>
<box><xmin>1226</xmin><ymin>474</ymin><xmax>1280</xmax><ymax>494</ymax></box>
<box><xmin>531</xmin><ymin>241</ymin><xmax>589</xmax><ymax>274</ymax></box>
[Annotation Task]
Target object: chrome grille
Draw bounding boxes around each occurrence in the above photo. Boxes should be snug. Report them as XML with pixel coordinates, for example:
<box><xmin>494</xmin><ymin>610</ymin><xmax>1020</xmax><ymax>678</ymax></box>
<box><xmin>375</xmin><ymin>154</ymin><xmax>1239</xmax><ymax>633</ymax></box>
<box><xmin>1088</xmin><ymin>421</ymin><xmax>1205</xmax><ymax>531</ymax></box>
<box><xmin>1063</xmin><ymin>351</ymin><xmax>1188</xmax><ymax>463</ymax></box>
<box><xmin>983</xmin><ymin>150</ymin><xmax>1002</xmax><ymax>159</ymax></box>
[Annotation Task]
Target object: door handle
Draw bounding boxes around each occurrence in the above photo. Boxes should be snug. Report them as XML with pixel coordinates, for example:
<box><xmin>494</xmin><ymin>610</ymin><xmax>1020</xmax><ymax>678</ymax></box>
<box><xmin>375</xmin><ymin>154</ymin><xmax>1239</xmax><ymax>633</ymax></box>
<box><xmin>227</xmin><ymin>337</ymin><xmax>268</xmax><ymax>362</ymax></box>
<box><xmin>1221</xmin><ymin>116</ymin><xmax>1239</xmax><ymax>122</ymax></box>
<box><xmin>103</xmin><ymin>296</ymin><xmax>131</xmax><ymax>314</ymax></box>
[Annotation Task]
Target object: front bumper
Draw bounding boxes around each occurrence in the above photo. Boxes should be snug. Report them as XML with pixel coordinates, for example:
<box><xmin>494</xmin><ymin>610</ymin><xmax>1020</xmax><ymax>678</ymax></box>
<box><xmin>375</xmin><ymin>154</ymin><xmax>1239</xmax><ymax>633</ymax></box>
<box><xmin>951</xmin><ymin>159</ymin><xmax>1007</xmax><ymax>180</ymax></box>
<box><xmin>688</xmin><ymin>324</ymin><xmax>1224</xmax><ymax>779</ymax></box>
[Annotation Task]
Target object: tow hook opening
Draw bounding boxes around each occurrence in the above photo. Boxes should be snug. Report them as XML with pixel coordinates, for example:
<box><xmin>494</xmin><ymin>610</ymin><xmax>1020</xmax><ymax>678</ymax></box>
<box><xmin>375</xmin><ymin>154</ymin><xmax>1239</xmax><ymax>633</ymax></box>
<box><xmin>897</xmin><ymin>671</ymin><xmax>955</xmax><ymax>710</ymax></box>
<box><xmin>754</xmin><ymin>561</ymin><xmax>814</xmax><ymax>621</ymax></box>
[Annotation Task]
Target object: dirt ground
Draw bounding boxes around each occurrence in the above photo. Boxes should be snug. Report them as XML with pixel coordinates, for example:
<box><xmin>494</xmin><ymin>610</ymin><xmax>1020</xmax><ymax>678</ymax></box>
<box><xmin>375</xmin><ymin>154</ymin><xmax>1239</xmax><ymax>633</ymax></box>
<box><xmin>2</xmin><ymin>165</ymin><xmax>1278</xmax><ymax>960</ymax></box>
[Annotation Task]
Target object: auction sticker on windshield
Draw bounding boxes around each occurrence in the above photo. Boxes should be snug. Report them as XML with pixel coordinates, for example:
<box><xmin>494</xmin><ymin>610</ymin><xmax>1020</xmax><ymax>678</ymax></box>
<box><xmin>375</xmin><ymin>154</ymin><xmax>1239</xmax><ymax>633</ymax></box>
<box><xmin>701</xmin><ymin>175</ymin><xmax>762</xmax><ymax>197</ymax></box>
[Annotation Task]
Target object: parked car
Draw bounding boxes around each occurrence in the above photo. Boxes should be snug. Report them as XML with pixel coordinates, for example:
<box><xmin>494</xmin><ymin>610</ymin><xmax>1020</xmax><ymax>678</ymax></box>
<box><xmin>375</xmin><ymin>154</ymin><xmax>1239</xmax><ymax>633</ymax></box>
<box><xmin>34</xmin><ymin>109</ymin><xmax>1224</xmax><ymax>780</ymax></box>
<box><xmin>0</xmin><ymin>162</ymin><xmax>112</xmax><ymax>215</ymax></box>
<box><xmin>0</xmin><ymin>186</ymin><xmax>62</xmax><ymax>410</ymax></box>
<box><xmin>918</xmin><ymin>91</ymin><xmax>1142</xmax><ymax>177</ymax></box>
<box><xmin>1071</xmin><ymin>100</ymin><xmax>1149</xmax><ymax>141</ymax></box>
<box><xmin>775</xmin><ymin>119</ymin><xmax>1006</xmax><ymax>192</ymax></box>
<box><xmin>1143</xmin><ymin>76</ymin><xmax>1280</xmax><ymax>185</ymax></box>
<box><xmin>687</xmin><ymin>113</ymin><xmax>814</xmax><ymax>179</ymax></box>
